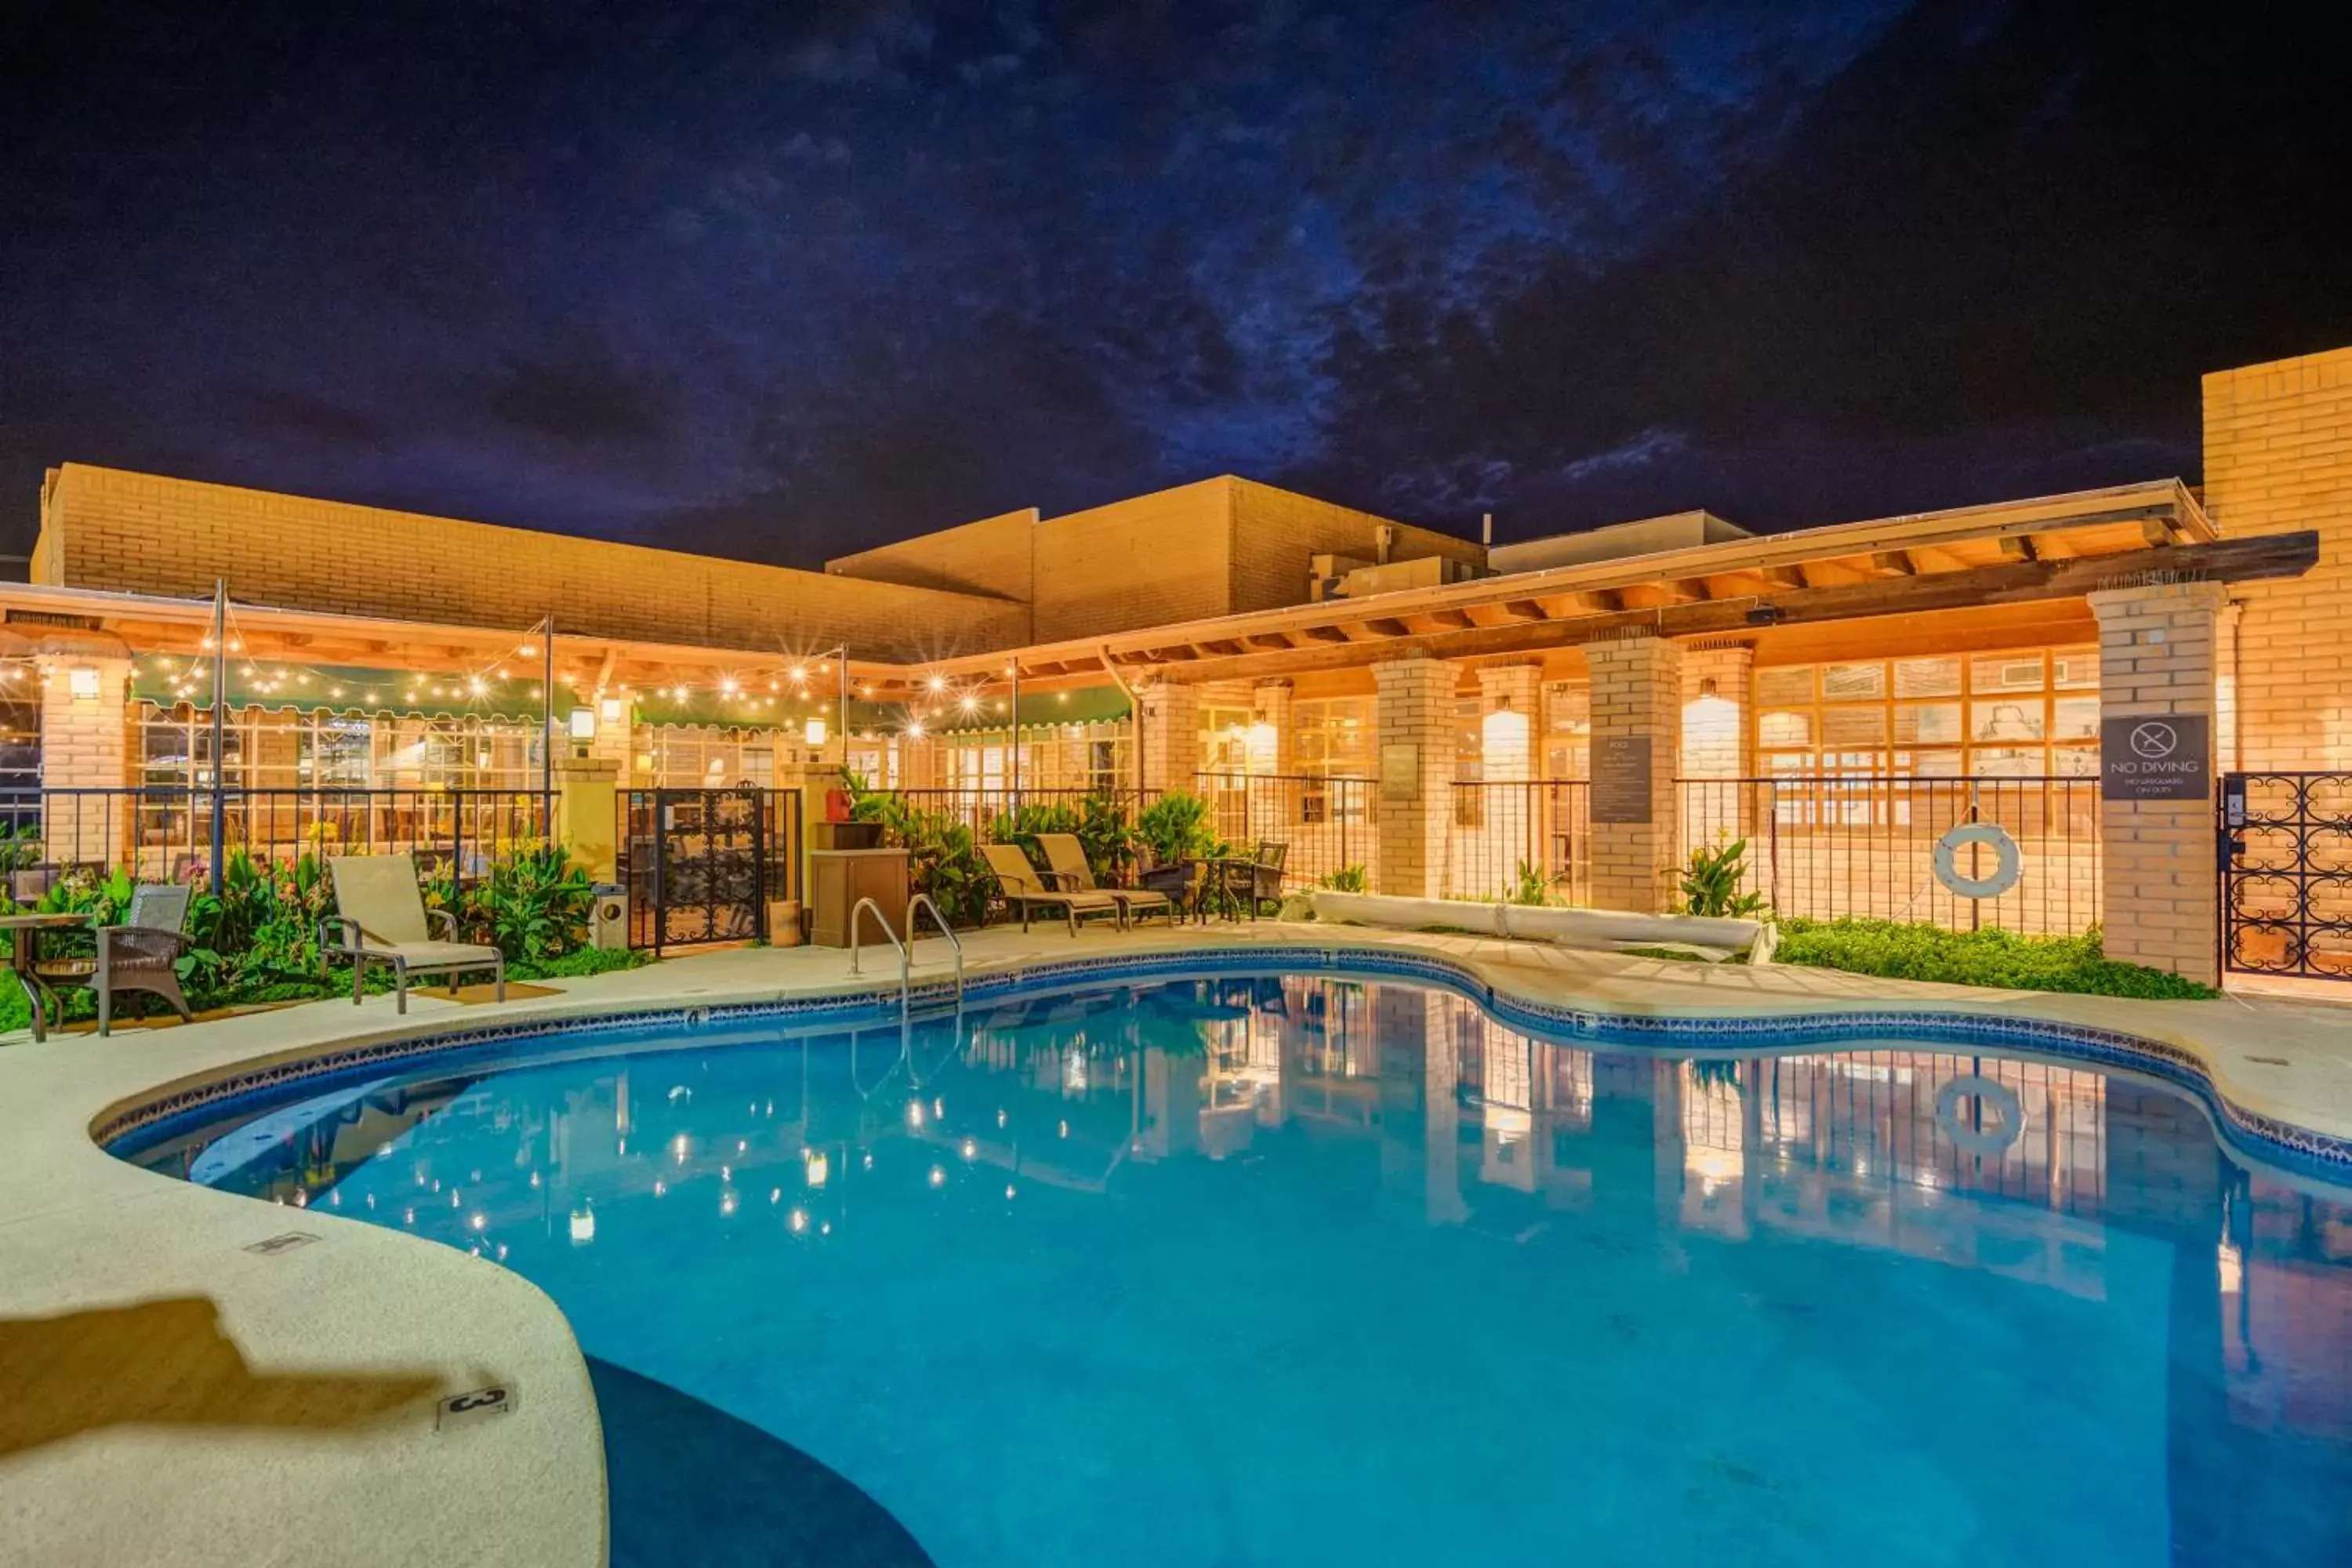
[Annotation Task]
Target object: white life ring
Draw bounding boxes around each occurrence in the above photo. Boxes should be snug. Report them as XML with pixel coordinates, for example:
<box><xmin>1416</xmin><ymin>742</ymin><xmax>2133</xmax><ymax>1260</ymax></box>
<box><xmin>1936</xmin><ymin>1074</ymin><xmax>2025</xmax><ymax>1157</ymax></box>
<box><xmin>1933</xmin><ymin>822</ymin><xmax>2022</xmax><ymax>899</ymax></box>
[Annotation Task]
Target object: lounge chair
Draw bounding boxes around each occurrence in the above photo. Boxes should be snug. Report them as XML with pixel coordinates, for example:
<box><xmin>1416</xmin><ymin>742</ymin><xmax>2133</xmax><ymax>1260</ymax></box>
<box><xmin>981</xmin><ymin>844</ymin><xmax>1123</xmax><ymax>935</ymax></box>
<box><xmin>323</xmin><ymin>854</ymin><xmax>504</xmax><ymax>1013</ymax></box>
<box><xmin>1036</xmin><ymin>833</ymin><xmax>1175</xmax><ymax>927</ymax></box>
<box><xmin>32</xmin><ymin>881</ymin><xmax>195</xmax><ymax>1036</ymax></box>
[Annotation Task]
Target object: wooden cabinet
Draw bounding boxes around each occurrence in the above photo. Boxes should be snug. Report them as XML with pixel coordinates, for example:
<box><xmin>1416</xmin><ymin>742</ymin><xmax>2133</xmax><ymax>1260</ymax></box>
<box><xmin>808</xmin><ymin>848</ymin><xmax>911</xmax><ymax>947</ymax></box>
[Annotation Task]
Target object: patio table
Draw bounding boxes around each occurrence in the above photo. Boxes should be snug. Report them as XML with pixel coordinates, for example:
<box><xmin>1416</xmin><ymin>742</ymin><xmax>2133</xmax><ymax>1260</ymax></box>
<box><xmin>1</xmin><ymin>912</ymin><xmax>94</xmax><ymax>1044</ymax></box>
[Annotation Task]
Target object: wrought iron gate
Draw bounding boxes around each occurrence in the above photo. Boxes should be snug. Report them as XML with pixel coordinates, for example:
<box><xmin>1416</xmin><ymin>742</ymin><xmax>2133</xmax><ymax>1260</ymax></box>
<box><xmin>622</xmin><ymin>789</ymin><xmax>801</xmax><ymax>953</ymax></box>
<box><xmin>2221</xmin><ymin>772</ymin><xmax>2352</xmax><ymax>980</ymax></box>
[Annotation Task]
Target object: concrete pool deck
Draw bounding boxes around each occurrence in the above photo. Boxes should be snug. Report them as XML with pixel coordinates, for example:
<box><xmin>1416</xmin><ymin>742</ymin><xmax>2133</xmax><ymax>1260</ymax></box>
<box><xmin>3</xmin><ymin>921</ymin><xmax>2350</xmax><ymax>1566</ymax></box>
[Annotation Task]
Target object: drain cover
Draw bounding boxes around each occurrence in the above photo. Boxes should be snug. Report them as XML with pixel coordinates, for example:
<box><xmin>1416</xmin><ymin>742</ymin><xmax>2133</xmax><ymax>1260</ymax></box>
<box><xmin>241</xmin><ymin>1231</ymin><xmax>320</xmax><ymax>1256</ymax></box>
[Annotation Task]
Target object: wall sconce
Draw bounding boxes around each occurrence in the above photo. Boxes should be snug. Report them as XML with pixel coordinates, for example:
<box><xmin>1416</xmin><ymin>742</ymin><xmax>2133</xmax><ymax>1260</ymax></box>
<box><xmin>568</xmin><ymin>707</ymin><xmax>597</xmax><ymax>740</ymax></box>
<box><xmin>67</xmin><ymin>666</ymin><xmax>100</xmax><ymax>700</ymax></box>
<box><xmin>804</xmin><ymin>714</ymin><xmax>829</xmax><ymax>747</ymax></box>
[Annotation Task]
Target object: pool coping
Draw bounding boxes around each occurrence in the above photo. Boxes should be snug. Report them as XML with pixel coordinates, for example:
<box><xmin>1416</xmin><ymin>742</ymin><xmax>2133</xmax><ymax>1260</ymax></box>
<box><xmin>8</xmin><ymin>923</ymin><xmax>2352</xmax><ymax>1566</ymax></box>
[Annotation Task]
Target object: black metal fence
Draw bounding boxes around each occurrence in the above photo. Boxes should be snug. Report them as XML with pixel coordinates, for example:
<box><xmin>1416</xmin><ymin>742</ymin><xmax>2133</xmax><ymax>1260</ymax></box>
<box><xmin>1675</xmin><ymin>774</ymin><xmax>2101</xmax><ymax>934</ymax></box>
<box><xmin>887</xmin><ymin>787</ymin><xmax>1149</xmax><ymax>839</ymax></box>
<box><xmin>1443</xmin><ymin>781</ymin><xmax>1593</xmax><ymax>905</ymax></box>
<box><xmin>0</xmin><ymin>786</ymin><xmax>554</xmax><ymax>901</ymax></box>
<box><xmin>1196</xmin><ymin>772</ymin><xmax>1374</xmax><ymax>889</ymax></box>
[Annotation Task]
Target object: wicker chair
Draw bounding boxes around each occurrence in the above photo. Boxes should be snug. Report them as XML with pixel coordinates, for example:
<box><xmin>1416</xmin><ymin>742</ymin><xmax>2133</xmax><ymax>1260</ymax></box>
<box><xmin>32</xmin><ymin>882</ymin><xmax>196</xmax><ymax>1036</ymax></box>
<box><xmin>1248</xmin><ymin>840</ymin><xmax>1290</xmax><ymax>914</ymax></box>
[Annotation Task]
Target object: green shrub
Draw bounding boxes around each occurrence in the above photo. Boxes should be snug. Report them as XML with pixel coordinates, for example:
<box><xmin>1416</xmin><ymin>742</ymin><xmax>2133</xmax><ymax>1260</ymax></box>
<box><xmin>1679</xmin><ymin>836</ymin><xmax>1767</xmax><ymax>919</ymax></box>
<box><xmin>1773</xmin><ymin>917</ymin><xmax>2218</xmax><ymax>1000</ymax></box>
<box><xmin>987</xmin><ymin>801</ymin><xmax>1082</xmax><ymax>869</ymax></box>
<box><xmin>510</xmin><ymin>946</ymin><xmax>650</xmax><ymax>982</ymax></box>
<box><xmin>1317</xmin><ymin>863</ymin><xmax>1369</xmax><ymax>893</ymax></box>
<box><xmin>1511</xmin><ymin>858</ymin><xmax>1555</xmax><ymax>907</ymax></box>
<box><xmin>472</xmin><ymin>840</ymin><xmax>594</xmax><ymax>960</ymax></box>
<box><xmin>1136</xmin><ymin>791</ymin><xmax>1221</xmax><ymax>866</ymax></box>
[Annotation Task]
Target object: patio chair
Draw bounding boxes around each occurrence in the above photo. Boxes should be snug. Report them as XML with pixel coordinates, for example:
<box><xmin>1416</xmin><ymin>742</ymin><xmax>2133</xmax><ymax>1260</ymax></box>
<box><xmin>1036</xmin><ymin>833</ymin><xmax>1174</xmax><ymax>927</ymax></box>
<box><xmin>32</xmin><ymin>881</ymin><xmax>195</xmax><ymax>1036</ymax></box>
<box><xmin>323</xmin><ymin>854</ymin><xmax>504</xmax><ymax>1014</ymax></box>
<box><xmin>1248</xmin><ymin>840</ymin><xmax>1290</xmax><ymax>914</ymax></box>
<box><xmin>980</xmin><ymin>844</ymin><xmax>1124</xmax><ymax>935</ymax></box>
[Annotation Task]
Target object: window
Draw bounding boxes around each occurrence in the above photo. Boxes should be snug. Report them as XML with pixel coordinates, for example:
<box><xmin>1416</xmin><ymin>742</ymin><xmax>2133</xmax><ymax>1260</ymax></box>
<box><xmin>640</xmin><ymin>726</ymin><xmax>775</xmax><ymax>788</ymax></box>
<box><xmin>1199</xmin><ymin>705</ymin><xmax>1255</xmax><ymax>774</ymax></box>
<box><xmin>1293</xmin><ymin>698</ymin><xmax>1371</xmax><ymax>778</ymax></box>
<box><xmin>1541</xmin><ymin>681</ymin><xmax>1590</xmax><ymax>780</ymax></box>
<box><xmin>135</xmin><ymin>704</ymin><xmax>546</xmax><ymax>791</ymax></box>
<box><xmin>1754</xmin><ymin>645</ymin><xmax>2098</xmax><ymax>777</ymax></box>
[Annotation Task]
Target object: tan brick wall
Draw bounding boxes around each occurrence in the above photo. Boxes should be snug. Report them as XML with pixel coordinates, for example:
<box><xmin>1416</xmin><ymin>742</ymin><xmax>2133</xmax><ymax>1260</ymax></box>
<box><xmin>824</xmin><ymin>507</ymin><xmax>1038</xmax><ymax>630</ymax></box>
<box><xmin>33</xmin><ymin>465</ymin><xmax>1027</xmax><ymax>662</ymax></box>
<box><xmin>2089</xmin><ymin>583</ymin><xmax>2223</xmax><ymax>985</ymax></box>
<box><xmin>2201</xmin><ymin>345</ymin><xmax>2352</xmax><ymax>771</ymax></box>
<box><xmin>1030</xmin><ymin>479</ymin><xmax>1238</xmax><ymax>642</ymax></box>
<box><xmin>1587</xmin><ymin>635</ymin><xmax>1682</xmax><ymax>913</ymax></box>
<box><xmin>1227</xmin><ymin>477</ymin><xmax>1483</xmax><ymax>617</ymax></box>
<box><xmin>1372</xmin><ymin>655</ymin><xmax>1456</xmax><ymax>898</ymax></box>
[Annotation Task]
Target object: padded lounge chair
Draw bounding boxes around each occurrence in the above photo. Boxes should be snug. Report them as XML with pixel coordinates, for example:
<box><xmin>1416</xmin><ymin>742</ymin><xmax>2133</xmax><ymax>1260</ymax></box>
<box><xmin>981</xmin><ymin>844</ymin><xmax>1123</xmax><ymax>935</ymax></box>
<box><xmin>32</xmin><ymin>881</ymin><xmax>196</xmax><ymax>1036</ymax></box>
<box><xmin>324</xmin><ymin>854</ymin><xmax>504</xmax><ymax>1013</ymax></box>
<box><xmin>1037</xmin><ymin>833</ymin><xmax>1174</xmax><ymax>927</ymax></box>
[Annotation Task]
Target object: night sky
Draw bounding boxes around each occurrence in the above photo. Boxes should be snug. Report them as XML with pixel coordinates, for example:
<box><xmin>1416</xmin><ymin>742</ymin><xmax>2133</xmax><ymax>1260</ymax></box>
<box><xmin>4</xmin><ymin>2</ymin><xmax>2348</xmax><ymax>569</ymax></box>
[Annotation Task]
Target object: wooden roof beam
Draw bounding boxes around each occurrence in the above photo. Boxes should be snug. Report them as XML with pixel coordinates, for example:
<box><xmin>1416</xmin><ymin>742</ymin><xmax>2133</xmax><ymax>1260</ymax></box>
<box><xmin>1999</xmin><ymin>535</ymin><xmax>2040</xmax><ymax>564</ymax></box>
<box><xmin>1244</xmin><ymin>632</ymin><xmax>1298</xmax><ymax>652</ymax></box>
<box><xmin>1299</xmin><ymin>624</ymin><xmax>1352</xmax><ymax>644</ymax></box>
<box><xmin>1870</xmin><ymin>551</ymin><xmax>1918</xmax><ymax>576</ymax></box>
<box><xmin>1422</xmin><ymin>607</ymin><xmax>1475</xmax><ymax>630</ymax></box>
<box><xmin>1138</xmin><ymin>532</ymin><xmax>2318</xmax><ymax>684</ymax></box>
<box><xmin>1359</xmin><ymin>617</ymin><xmax>1412</xmax><ymax>637</ymax></box>
<box><xmin>1500</xmin><ymin>599</ymin><xmax>1552</xmax><ymax>622</ymax></box>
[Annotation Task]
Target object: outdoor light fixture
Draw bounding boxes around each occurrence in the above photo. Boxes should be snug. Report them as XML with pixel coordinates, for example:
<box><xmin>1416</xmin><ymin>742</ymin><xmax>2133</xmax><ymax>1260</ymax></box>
<box><xmin>568</xmin><ymin>707</ymin><xmax>597</xmax><ymax>740</ymax></box>
<box><xmin>804</xmin><ymin>714</ymin><xmax>828</xmax><ymax>746</ymax></box>
<box><xmin>600</xmin><ymin>695</ymin><xmax>624</xmax><ymax>723</ymax></box>
<box><xmin>927</xmin><ymin>673</ymin><xmax>947</xmax><ymax>692</ymax></box>
<box><xmin>1745</xmin><ymin>605</ymin><xmax>1784</xmax><ymax>626</ymax></box>
<box><xmin>67</xmin><ymin>666</ymin><xmax>100</xmax><ymax>699</ymax></box>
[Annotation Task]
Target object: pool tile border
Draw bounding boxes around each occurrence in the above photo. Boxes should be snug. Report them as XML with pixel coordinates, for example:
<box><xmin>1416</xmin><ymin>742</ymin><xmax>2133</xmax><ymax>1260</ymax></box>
<box><xmin>93</xmin><ymin>942</ymin><xmax>2352</xmax><ymax>1177</ymax></box>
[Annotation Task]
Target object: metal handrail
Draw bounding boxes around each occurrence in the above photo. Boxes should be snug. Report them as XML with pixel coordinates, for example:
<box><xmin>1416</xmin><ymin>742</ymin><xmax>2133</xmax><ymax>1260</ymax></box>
<box><xmin>847</xmin><ymin>898</ymin><xmax>909</xmax><ymax>1018</ymax></box>
<box><xmin>906</xmin><ymin>894</ymin><xmax>964</xmax><ymax>1004</ymax></box>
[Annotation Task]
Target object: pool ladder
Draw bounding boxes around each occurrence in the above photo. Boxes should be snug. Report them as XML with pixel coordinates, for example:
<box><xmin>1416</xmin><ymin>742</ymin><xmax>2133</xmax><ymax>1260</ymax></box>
<box><xmin>848</xmin><ymin>895</ymin><xmax>964</xmax><ymax>1021</ymax></box>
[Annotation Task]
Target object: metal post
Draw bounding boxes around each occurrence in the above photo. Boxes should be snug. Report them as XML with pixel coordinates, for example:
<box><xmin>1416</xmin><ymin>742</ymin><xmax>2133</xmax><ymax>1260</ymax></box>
<box><xmin>541</xmin><ymin>614</ymin><xmax>556</xmax><ymax>839</ymax></box>
<box><xmin>1008</xmin><ymin>661</ymin><xmax>1022</xmax><ymax>808</ymax></box>
<box><xmin>209</xmin><ymin>579</ymin><xmax>227</xmax><ymax>897</ymax></box>
<box><xmin>837</xmin><ymin>647</ymin><xmax>850</xmax><ymax>779</ymax></box>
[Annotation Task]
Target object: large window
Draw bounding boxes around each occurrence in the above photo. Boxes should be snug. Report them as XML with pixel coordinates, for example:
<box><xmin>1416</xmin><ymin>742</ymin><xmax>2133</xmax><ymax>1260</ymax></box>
<box><xmin>1755</xmin><ymin>647</ymin><xmax>2099</xmax><ymax>778</ymax></box>
<box><xmin>1541</xmin><ymin>680</ymin><xmax>1590</xmax><ymax>780</ymax></box>
<box><xmin>940</xmin><ymin>727</ymin><xmax>1128</xmax><ymax>793</ymax></box>
<box><xmin>1293</xmin><ymin>697</ymin><xmax>1370</xmax><ymax>778</ymax></box>
<box><xmin>639</xmin><ymin>726</ymin><xmax>776</xmax><ymax>789</ymax></box>
<box><xmin>0</xmin><ymin>668</ymin><xmax>40</xmax><ymax>792</ymax></box>
<box><xmin>136</xmin><ymin>704</ymin><xmax>544</xmax><ymax>791</ymax></box>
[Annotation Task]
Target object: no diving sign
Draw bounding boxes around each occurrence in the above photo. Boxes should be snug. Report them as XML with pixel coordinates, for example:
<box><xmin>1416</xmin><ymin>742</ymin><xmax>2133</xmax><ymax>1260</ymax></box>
<box><xmin>2100</xmin><ymin>714</ymin><xmax>2211</xmax><ymax>802</ymax></box>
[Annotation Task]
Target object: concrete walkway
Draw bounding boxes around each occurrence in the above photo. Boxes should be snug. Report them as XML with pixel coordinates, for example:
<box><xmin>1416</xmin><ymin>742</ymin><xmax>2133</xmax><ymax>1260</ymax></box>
<box><xmin>3</xmin><ymin>922</ymin><xmax>2350</xmax><ymax>1566</ymax></box>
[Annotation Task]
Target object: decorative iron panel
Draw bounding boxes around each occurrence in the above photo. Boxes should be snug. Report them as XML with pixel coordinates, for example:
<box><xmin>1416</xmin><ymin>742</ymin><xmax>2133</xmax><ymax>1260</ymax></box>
<box><xmin>2223</xmin><ymin>772</ymin><xmax>2352</xmax><ymax>979</ymax></box>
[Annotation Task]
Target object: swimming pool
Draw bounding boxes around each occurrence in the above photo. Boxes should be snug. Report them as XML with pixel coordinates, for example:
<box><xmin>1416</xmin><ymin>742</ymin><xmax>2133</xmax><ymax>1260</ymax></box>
<box><xmin>118</xmin><ymin>970</ymin><xmax>2352</xmax><ymax>1566</ymax></box>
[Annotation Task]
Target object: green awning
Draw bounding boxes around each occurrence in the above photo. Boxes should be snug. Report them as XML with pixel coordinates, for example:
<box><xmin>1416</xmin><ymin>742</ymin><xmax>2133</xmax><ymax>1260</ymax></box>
<box><xmin>919</xmin><ymin>687</ymin><xmax>1132</xmax><ymax>736</ymax></box>
<box><xmin>132</xmin><ymin>656</ymin><xmax>584</xmax><ymax>724</ymax></box>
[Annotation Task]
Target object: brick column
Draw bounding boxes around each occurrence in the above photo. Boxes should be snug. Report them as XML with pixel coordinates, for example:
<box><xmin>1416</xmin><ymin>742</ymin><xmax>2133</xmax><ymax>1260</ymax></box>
<box><xmin>38</xmin><ymin>655</ymin><xmax>134</xmax><ymax>870</ymax></box>
<box><xmin>1138</xmin><ymin>681</ymin><xmax>1200</xmax><ymax>794</ymax></box>
<box><xmin>1371</xmin><ymin>655</ymin><xmax>1455</xmax><ymax>898</ymax></box>
<box><xmin>1586</xmin><ymin>635</ymin><xmax>1682</xmax><ymax>913</ymax></box>
<box><xmin>2089</xmin><ymin>583</ymin><xmax>2224</xmax><ymax>985</ymax></box>
<box><xmin>1250</xmin><ymin>678</ymin><xmax>1293</xmax><ymax>842</ymax></box>
<box><xmin>1679</xmin><ymin>643</ymin><xmax>1754</xmax><ymax>862</ymax></box>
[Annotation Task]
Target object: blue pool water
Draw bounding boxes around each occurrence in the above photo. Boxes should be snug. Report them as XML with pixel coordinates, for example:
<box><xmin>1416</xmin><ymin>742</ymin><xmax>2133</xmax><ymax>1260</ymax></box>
<box><xmin>121</xmin><ymin>973</ymin><xmax>2352</xmax><ymax>1566</ymax></box>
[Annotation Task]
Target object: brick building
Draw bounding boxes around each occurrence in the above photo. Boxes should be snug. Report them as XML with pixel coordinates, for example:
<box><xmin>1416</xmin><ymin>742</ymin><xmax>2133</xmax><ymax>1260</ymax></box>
<box><xmin>7</xmin><ymin>343</ymin><xmax>2348</xmax><ymax>985</ymax></box>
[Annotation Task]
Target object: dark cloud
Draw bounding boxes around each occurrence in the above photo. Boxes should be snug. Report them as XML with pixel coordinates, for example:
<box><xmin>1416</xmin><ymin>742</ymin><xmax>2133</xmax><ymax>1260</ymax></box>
<box><xmin>0</xmin><ymin>0</ymin><xmax>2345</xmax><ymax>570</ymax></box>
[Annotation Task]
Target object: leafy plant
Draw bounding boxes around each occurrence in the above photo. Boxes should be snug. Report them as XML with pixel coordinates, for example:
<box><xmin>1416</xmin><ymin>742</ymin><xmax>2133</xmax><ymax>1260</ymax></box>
<box><xmin>1073</xmin><ymin>793</ymin><xmax>1136</xmax><ymax>884</ymax></box>
<box><xmin>1679</xmin><ymin>836</ymin><xmax>1767</xmax><ymax>919</ymax></box>
<box><xmin>1135</xmin><ymin>790</ymin><xmax>1220</xmax><ymax>867</ymax></box>
<box><xmin>1317</xmin><ymin>863</ymin><xmax>1369</xmax><ymax>893</ymax></box>
<box><xmin>987</xmin><ymin>801</ymin><xmax>1082</xmax><ymax>869</ymax></box>
<box><xmin>1772</xmin><ymin>917</ymin><xmax>2218</xmax><ymax>1000</ymax></box>
<box><xmin>0</xmin><ymin>822</ymin><xmax>42</xmax><ymax>878</ymax></box>
<box><xmin>860</xmin><ymin>793</ymin><xmax>989</xmax><ymax>925</ymax></box>
<box><xmin>473</xmin><ymin>839</ymin><xmax>594</xmax><ymax>960</ymax></box>
<box><xmin>1511</xmin><ymin>858</ymin><xmax>1555</xmax><ymax>907</ymax></box>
